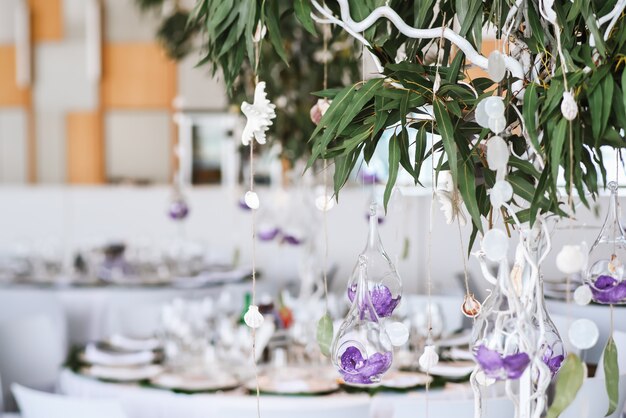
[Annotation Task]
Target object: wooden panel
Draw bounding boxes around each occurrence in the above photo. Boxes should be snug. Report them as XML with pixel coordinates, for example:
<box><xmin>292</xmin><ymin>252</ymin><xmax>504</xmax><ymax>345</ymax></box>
<box><xmin>28</xmin><ymin>0</ymin><xmax>63</xmax><ymax>42</ymax></box>
<box><xmin>66</xmin><ymin>112</ymin><xmax>104</xmax><ymax>183</ymax></box>
<box><xmin>0</xmin><ymin>46</ymin><xmax>30</xmax><ymax>107</ymax></box>
<box><xmin>101</xmin><ymin>43</ymin><xmax>177</xmax><ymax>108</ymax></box>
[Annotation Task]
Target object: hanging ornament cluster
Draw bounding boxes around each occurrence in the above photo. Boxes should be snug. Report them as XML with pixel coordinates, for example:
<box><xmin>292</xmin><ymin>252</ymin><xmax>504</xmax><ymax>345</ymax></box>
<box><xmin>331</xmin><ymin>203</ymin><xmax>404</xmax><ymax>384</ymax></box>
<box><xmin>471</xmin><ymin>219</ymin><xmax>565</xmax><ymax>417</ymax></box>
<box><xmin>585</xmin><ymin>181</ymin><xmax>626</xmax><ymax>304</ymax></box>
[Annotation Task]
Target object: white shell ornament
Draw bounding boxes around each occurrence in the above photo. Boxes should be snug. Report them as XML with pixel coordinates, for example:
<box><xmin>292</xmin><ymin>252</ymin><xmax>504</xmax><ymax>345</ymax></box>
<box><xmin>574</xmin><ymin>285</ymin><xmax>593</xmax><ymax>306</ymax></box>
<box><xmin>241</xmin><ymin>82</ymin><xmax>277</xmax><ymax>146</ymax></box>
<box><xmin>486</xmin><ymin>136</ymin><xmax>510</xmax><ymax>171</ymax></box>
<box><xmin>435</xmin><ymin>171</ymin><xmax>467</xmax><ymax>226</ymax></box>
<box><xmin>489</xmin><ymin>180</ymin><xmax>513</xmax><ymax>208</ymax></box>
<box><xmin>482</xmin><ymin>229</ymin><xmax>509</xmax><ymax>262</ymax></box>
<box><xmin>487</xmin><ymin>51</ymin><xmax>507</xmax><ymax>82</ymax></box>
<box><xmin>555</xmin><ymin>245</ymin><xmax>586</xmax><ymax>274</ymax></box>
<box><xmin>315</xmin><ymin>195</ymin><xmax>335</xmax><ymax>212</ymax></box>
<box><xmin>243</xmin><ymin>305</ymin><xmax>264</xmax><ymax>328</ymax></box>
<box><xmin>418</xmin><ymin>345</ymin><xmax>439</xmax><ymax>371</ymax></box>
<box><xmin>568</xmin><ymin>318</ymin><xmax>599</xmax><ymax>350</ymax></box>
<box><xmin>386</xmin><ymin>321</ymin><xmax>410</xmax><ymax>347</ymax></box>
<box><xmin>560</xmin><ymin>90</ymin><xmax>578</xmax><ymax>121</ymax></box>
<box><xmin>244</xmin><ymin>191</ymin><xmax>260</xmax><ymax>210</ymax></box>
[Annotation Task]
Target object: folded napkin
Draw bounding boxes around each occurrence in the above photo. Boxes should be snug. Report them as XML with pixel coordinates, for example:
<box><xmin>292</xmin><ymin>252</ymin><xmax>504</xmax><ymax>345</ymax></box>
<box><xmin>84</xmin><ymin>343</ymin><xmax>155</xmax><ymax>366</ymax></box>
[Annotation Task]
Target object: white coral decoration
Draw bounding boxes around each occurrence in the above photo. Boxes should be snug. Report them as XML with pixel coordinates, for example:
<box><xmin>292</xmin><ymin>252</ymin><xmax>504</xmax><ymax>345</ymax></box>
<box><xmin>560</xmin><ymin>90</ymin><xmax>578</xmax><ymax>121</ymax></box>
<box><xmin>435</xmin><ymin>171</ymin><xmax>467</xmax><ymax>226</ymax></box>
<box><xmin>555</xmin><ymin>244</ymin><xmax>587</xmax><ymax>274</ymax></box>
<box><xmin>241</xmin><ymin>82</ymin><xmax>277</xmax><ymax>146</ymax></box>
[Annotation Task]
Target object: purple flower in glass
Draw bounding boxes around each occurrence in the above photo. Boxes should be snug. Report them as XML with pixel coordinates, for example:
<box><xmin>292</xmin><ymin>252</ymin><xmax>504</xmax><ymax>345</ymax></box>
<box><xmin>339</xmin><ymin>346</ymin><xmax>392</xmax><ymax>384</ymax></box>
<box><xmin>168</xmin><ymin>199</ymin><xmax>189</xmax><ymax>220</ymax></box>
<box><xmin>364</xmin><ymin>213</ymin><xmax>385</xmax><ymax>225</ymax></box>
<box><xmin>591</xmin><ymin>275</ymin><xmax>626</xmax><ymax>304</ymax></box>
<box><xmin>347</xmin><ymin>284</ymin><xmax>401</xmax><ymax>318</ymax></box>
<box><xmin>542</xmin><ymin>346</ymin><xmax>564</xmax><ymax>376</ymax></box>
<box><xmin>282</xmin><ymin>234</ymin><xmax>303</xmax><ymax>246</ymax></box>
<box><xmin>359</xmin><ymin>171</ymin><xmax>380</xmax><ymax>185</ymax></box>
<box><xmin>474</xmin><ymin>345</ymin><xmax>530</xmax><ymax>380</ymax></box>
<box><xmin>238</xmin><ymin>197</ymin><xmax>251</xmax><ymax>211</ymax></box>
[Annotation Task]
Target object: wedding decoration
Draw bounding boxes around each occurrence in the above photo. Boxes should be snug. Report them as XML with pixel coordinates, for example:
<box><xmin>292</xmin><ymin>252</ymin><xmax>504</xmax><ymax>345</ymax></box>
<box><xmin>331</xmin><ymin>255</ymin><xmax>393</xmax><ymax>384</ymax></box>
<box><xmin>586</xmin><ymin>181</ymin><xmax>626</xmax><ymax>304</ymax></box>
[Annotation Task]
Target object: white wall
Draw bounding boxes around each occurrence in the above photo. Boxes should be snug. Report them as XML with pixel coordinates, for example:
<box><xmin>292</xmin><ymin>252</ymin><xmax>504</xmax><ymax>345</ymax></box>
<box><xmin>0</xmin><ymin>185</ymin><xmax>610</xmax><ymax>296</ymax></box>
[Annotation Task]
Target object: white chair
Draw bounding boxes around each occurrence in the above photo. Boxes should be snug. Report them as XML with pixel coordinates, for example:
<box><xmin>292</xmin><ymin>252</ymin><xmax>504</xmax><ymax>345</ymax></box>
<box><xmin>372</xmin><ymin>395</ymin><xmax>514</xmax><ymax>418</ymax></box>
<box><xmin>12</xmin><ymin>384</ymin><xmax>126</xmax><ymax>418</ymax></box>
<box><xmin>559</xmin><ymin>374</ymin><xmax>626</xmax><ymax>418</ymax></box>
<box><xmin>0</xmin><ymin>293</ymin><xmax>66</xmax><ymax>412</ymax></box>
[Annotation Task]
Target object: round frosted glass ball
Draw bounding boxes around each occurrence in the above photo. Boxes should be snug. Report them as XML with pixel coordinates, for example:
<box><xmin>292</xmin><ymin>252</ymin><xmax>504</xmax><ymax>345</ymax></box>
<box><xmin>488</xmin><ymin>116</ymin><xmax>507</xmax><ymax>134</ymax></box>
<box><xmin>487</xmin><ymin>51</ymin><xmax>507</xmax><ymax>82</ymax></box>
<box><xmin>568</xmin><ymin>318</ymin><xmax>599</xmax><ymax>350</ymax></box>
<box><xmin>482</xmin><ymin>229</ymin><xmax>509</xmax><ymax>262</ymax></box>
<box><xmin>475</xmin><ymin>99</ymin><xmax>490</xmax><ymax>128</ymax></box>
<box><xmin>484</xmin><ymin>97</ymin><xmax>505</xmax><ymax>118</ymax></box>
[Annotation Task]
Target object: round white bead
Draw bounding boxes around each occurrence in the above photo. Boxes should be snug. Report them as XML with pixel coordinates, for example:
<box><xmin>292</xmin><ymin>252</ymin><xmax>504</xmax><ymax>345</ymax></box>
<box><xmin>244</xmin><ymin>191</ymin><xmax>260</xmax><ymax>210</ymax></box>
<box><xmin>490</xmin><ymin>180</ymin><xmax>513</xmax><ymax>208</ymax></box>
<box><xmin>386</xmin><ymin>321</ymin><xmax>410</xmax><ymax>347</ymax></box>
<box><xmin>574</xmin><ymin>285</ymin><xmax>593</xmax><ymax>306</ymax></box>
<box><xmin>568</xmin><ymin>318</ymin><xmax>599</xmax><ymax>350</ymax></box>
<box><xmin>556</xmin><ymin>245</ymin><xmax>586</xmax><ymax>275</ymax></box>
<box><xmin>482</xmin><ymin>229</ymin><xmax>509</xmax><ymax>262</ymax></box>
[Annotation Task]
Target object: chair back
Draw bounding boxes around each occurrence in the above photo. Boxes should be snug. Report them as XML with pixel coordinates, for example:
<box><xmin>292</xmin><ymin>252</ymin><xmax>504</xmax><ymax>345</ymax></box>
<box><xmin>12</xmin><ymin>384</ymin><xmax>126</xmax><ymax>418</ymax></box>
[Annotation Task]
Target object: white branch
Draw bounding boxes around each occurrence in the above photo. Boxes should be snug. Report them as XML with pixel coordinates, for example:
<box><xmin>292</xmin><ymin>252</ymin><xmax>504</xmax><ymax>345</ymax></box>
<box><xmin>328</xmin><ymin>0</ymin><xmax>526</xmax><ymax>98</ymax></box>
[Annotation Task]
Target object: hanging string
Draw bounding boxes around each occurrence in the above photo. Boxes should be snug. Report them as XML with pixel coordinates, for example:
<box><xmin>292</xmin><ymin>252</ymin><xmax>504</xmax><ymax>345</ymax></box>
<box><xmin>321</xmin><ymin>10</ymin><xmax>330</xmax><ymax>311</ymax></box>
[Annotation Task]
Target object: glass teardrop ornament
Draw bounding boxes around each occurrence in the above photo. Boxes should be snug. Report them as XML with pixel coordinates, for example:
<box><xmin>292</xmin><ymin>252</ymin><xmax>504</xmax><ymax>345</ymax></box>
<box><xmin>332</xmin><ymin>255</ymin><xmax>393</xmax><ymax>384</ymax></box>
<box><xmin>346</xmin><ymin>203</ymin><xmax>402</xmax><ymax>318</ymax></box>
<box><xmin>586</xmin><ymin>182</ymin><xmax>626</xmax><ymax>304</ymax></box>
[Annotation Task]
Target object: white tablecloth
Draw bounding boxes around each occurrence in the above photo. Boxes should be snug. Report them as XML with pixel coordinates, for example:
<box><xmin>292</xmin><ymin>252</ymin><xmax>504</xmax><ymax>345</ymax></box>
<box><xmin>58</xmin><ymin>369</ymin><xmax>511</xmax><ymax>418</ymax></box>
<box><xmin>0</xmin><ymin>283</ymin><xmax>250</xmax><ymax>345</ymax></box>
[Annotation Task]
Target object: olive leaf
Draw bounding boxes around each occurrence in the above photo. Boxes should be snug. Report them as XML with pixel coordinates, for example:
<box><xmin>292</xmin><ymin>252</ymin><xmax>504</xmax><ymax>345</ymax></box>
<box><xmin>546</xmin><ymin>354</ymin><xmax>586</xmax><ymax>418</ymax></box>
<box><xmin>603</xmin><ymin>336</ymin><xmax>619</xmax><ymax>416</ymax></box>
<box><xmin>316</xmin><ymin>313</ymin><xmax>333</xmax><ymax>357</ymax></box>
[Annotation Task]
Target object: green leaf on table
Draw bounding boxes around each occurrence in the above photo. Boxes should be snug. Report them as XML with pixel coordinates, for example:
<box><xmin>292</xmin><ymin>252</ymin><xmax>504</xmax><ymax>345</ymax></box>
<box><xmin>546</xmin><ymin>354</ymin><xmax>586</xmax><ymax>418</ymax></box>
<box><xmin>316</xmin><ymin>313</ymin><xmax>333</xmax><ymax>357</ymax></box>
<box><xmin>294</xmin><ymin>0</ymin><xmax>316</xmax><ymax>36</ymax></box>
<box><xmin>384</xmin><ymin>133</ymin><xmax>401</xmax><ymax>212</ymax></box>
<box><xmin>604</xmin><ymin>336</ymin><xmax>619</xmax><ymax>416</ymax></box>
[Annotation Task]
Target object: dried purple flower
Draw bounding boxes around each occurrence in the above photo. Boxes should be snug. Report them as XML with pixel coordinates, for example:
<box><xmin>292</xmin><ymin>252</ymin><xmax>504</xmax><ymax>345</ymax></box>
<box><xmin>258</xmin><ymin>227</ymin><xmax>280</xmax><ymax>241</ymax></box>
<box><xmin>168</xmin><ymin>199</ymin><xmax>189</xmax><ymax>220</ymax></box>
<box><xmin>591</xmin><ymin>275</ymin><xmax>626</xmax><ymax>304</ymax></box>
<box><xmin>347</xmin><ymin>283</ymin><xmax>401</xmax><ymax>318</ymax></box>
<box><xmin>339</xmin><ymin>346</ymin><xmax>392</xmax><ymax>384</ymax></box>
<box><xmin>542</xmin><ymin>346</ymin><xmax>564</xmax><ymax>376</ymax></box>
<box><xmin>474</xmin><ymin>345</ymin><xmax>530</xmax><ymax>380</ymax></box>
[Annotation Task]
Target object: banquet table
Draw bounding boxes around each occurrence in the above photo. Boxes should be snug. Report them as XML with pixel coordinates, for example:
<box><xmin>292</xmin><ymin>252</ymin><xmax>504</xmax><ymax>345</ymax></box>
<box><xmin>57</xmin><ymin>369</ymin><xmax>512</xmax><ymax>418</ymax></box>
<box><xmin>0</xmin><ymin>282</ymin><xmax>251</xmax><ymax>346</ymax></box>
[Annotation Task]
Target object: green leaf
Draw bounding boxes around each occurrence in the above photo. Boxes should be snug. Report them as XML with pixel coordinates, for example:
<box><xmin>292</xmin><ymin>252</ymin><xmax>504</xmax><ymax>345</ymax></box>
<box><xmin>523</xmin><ymin>83</ymin><xmax>541</xmax><ymax>153</ymax></box>
<box><xmin>294</xmin><ymin>0</ymin><xmax>316</xmax><ymax>36</ymax></box>
<box><xmin>337</xmin><ymin>78</ymin><xmax>384</xmax><ymax>134</ymax></box>
<box><xmin>457</xmin><ymin>159</ymin><xmax>483</xmax><ymax>232</ymax></box>
<box><xmin>546</xmin><ymin>354</ymin><xmax>586</xmax><ymax>418</ymax></box>
<box><xmin>433</xmin><ymin>99</ymin><xmax>458</xmax><ymax>185</ymax></box>
<box><xmin>316</xmin><ymin>313</ymin><xmax>333</xmax><ymax>357</ymax></box>
<box><xmin>551</xmin><ymin>119</ymin><xmax>568</xmax><ymax>182</ymax></box>
<box><xmin>265</xmin><ymin>0</ymin><xmax>289</xmax><ymax>64</ymax></box>
<box><xmin>384</xmin><ymin>134</ymin><xmax>401</xmax><ymax>212</ymax></box>
<box><xmin>604</xmin><ymin>336</ymin><xmax>619</xmax><ymax>416</ymax></box>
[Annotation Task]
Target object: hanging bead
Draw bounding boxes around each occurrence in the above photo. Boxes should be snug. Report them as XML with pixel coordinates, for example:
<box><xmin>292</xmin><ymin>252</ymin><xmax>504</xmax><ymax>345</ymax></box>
<box><xmin>481</xmin><ymin>229</ymin><xmax>509</xmax><ymax>262</ymax></box>
<box><xmin>568</xmin><ymin>318</ymin><xmax>599</xmax><ymax>350</ymax></box>
<box><xmin>574</xmin><ymin>284</ymin><xmax>593</xmax><ymax>306</ymax></box>
<box><xmin>486</xmin><ymin>136</ymin><xmax>509</xmax><ymax>171</ymax></box>
<box><xmin>487</xmin><ymin>51</ymin><xmax>507</xmax><ymax>82</ymax></box>
<box><xmin>386</xmin><ymin>321</ymin><xmax>410</xmax><ymax>347</ymax></box>
<box><xmin>556</xmin><ymin>245</ymin><xmax>587</xmax><ymax>275</ymax></box>
<box><xmin>418</xmin><ymin>345</ymin><xmax>439</xmax><ymax>372</ymax></box>
<box><xmin>244</xmin><ymin>191</ymin><xmax>260</xmax><ymax>210</ymax></box>
<box><xmin>560</xmin><ymin>91</ymin><xmax>578</xmax><ymax>121</ymax></box>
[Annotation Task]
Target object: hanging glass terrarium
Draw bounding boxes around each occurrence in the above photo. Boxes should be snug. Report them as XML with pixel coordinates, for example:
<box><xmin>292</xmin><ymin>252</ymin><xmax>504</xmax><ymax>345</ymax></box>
<box><xmin>586</xmin><ymin>181</ymin><xmax>626</xmax><ymax>304</ymax></box>
<box><xmin>332</xmin><ymin>255</ymin><xmax>393</xmax><ymax>384</ymax></box>
<box><xmin>346</xmin><ymin>203</ymin><xmax>402</xmax><ymax>318</ymax></box>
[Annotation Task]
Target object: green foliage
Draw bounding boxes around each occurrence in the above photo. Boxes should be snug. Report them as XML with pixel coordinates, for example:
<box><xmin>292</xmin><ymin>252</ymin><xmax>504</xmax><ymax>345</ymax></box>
<box><xmin>316</xmin><ymin>313</ymin><xmax>333</xmax><ymax>357</ymax></box>
<box><xmin>603</xmin><ymin>336</ymin><xmax>619</xmax><ymax>416</ymax></box>
<box><xmin>546</xmin><ymin>354</ymin><xmax>586</xmax><ymax>418</ymax></box>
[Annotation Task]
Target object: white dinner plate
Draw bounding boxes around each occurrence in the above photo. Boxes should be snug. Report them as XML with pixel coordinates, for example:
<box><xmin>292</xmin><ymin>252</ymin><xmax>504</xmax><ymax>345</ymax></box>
<box><xmin>151</xmin><ymin>372</ymin><xmax>239</xmax><ymax>392</ymax></box>
<box><xmin>81</xmin><ymin>364</ymin><xmax>163</xmax><ymax>382</ymax></box>
<box><xmin>426</xmin><ymin>360</ymin><xmax>475</xmax><ymax>378</ymax></box>
<box><xmin>381</xmin><ymin>371</ymin><xmax>433</xmax><ymax>389</ymax></box>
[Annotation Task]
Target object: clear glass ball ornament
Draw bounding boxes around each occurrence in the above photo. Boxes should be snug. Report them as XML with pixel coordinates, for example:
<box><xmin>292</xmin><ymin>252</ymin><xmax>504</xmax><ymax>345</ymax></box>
<box><xmin>475</xmin><ymin>99</ymin><xmax>490</xmax><ymax>128</ymax></box>
<box><xmin>346</xmin><ymin>203</ymin><xmax>402</xmax><ymax>318</ymax></box>
<box><xmin>487</xmin><ymin>51</ymin><xmax>507</xmax><ymax>82</ymax></box>
<box><xmin>585</xmin><ymin>182</ymin><xmax>626</xmax><ymax>304</ymax></box>
<box><xmin>332</xmin><ymin>255</ymin><xmax>393</xmax><ymax>384</ymax></box>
